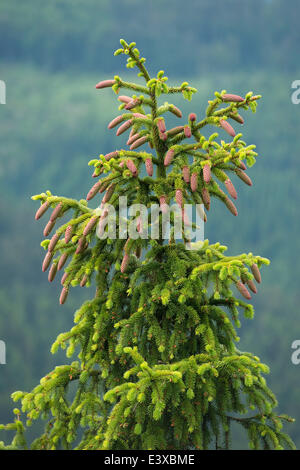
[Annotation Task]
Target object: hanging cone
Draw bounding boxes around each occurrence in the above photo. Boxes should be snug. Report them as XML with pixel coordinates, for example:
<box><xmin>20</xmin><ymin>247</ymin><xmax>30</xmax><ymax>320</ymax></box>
<box><xmin>184</xmin><ymin>125</ymin><xmax>192</xmax><ymax>138</ymax></box>
<box><xmin>48</xmin><ymin>233</ymin><xmax>60</xmax><ymax>252</ymax></box>
<box><xmin>126</xmin><ymin>159</ymin><xmax>138</xmax><ymax>176</ymax></box>
<box><xmin>35</xmin><ymin>201</ymin><xmax>49</xmax><ymax>220</ymax></box>
<box><xmin>167</xmin><ymin>126</ymin><xmax>184</xmax><ymax>137</ymax></box>
<box><xmin>220</xmin><ymin>119</ymin><xmax>236</xmax><ymax>137</ymax></box>
<box><xmin>50</xmin><ymin>203</ymin><xmax>63</xmax><ymax>222</ymax></box>
<box><xmin>224</xmin><ymin>196</ymin><xmax>238</xmax><ymax>216</ymax></box>
<box><xmin>59</xmin><ymin>287</ymin><xmax>69</xmax><ymax>305</ymax></box>
<box><xmin>104</xmin><ymin>151</ymin><xmax>119</xmax><ymax>160</ymax></box>
<box><xmin>48</xmin><ymin>263</ymin><xmax>58</xmax><ymax>283</ymax></box>
<box><xmin>130</xmin><ymin>135</ymin><xmax>148</xmax><ymax>150</ymax></box>
<box><xmin>86</xmin><ymin>180</ymin><xmax>103</xmax><ymax>201</ymax></box>
<box><xmin>76</xmin><ymin>236</ymin><xmax>87</xmax><ymax>255</ymax></box>
<box><xmin>83</xmin><ymin>216</ymin><xmax>98</xmax><ymax>236</ymax></box>
<box><xmin>80</xmin><ymin>274</ymin><xmax>88</xmax><ymax>287</ymax></box>
<box><xmin>229</xmin><ymin>112</ymin><xmax>244</xmax><ymax>125</ymax></box>
<box><xmin>127</xmin><ymin>132</ymin><xmax>141</xmax><ymax>146</ymax></box>
<box><xmin>190</xmin><ymin>173</ymin><xmax>198</xmax><ymax>192</ymax></box>
<box><xmin>159</xmin><ymin>195</ymin><xmax>168</xmax><ymax>213</ymax></box>
<box><xmin>203</xmin><ymin>164</ymin><xmax>211</xmax><ymax>184</ymax></box>
<box><xmin>164</xmin><ymin>148</ymin><xmax>175</xmax><ymax>166</ymax></box>
<box><xmin>125</xmin><ymin>98</ymin><xmax>141</xmax><ymax>110</ymax></box>
<box><xmin>246</xmin><ymin>279</ymin><xmax>257</xmax><ymax>293</ymax></box>
<box><xmin>108</xmin><ymin>115</ymin><xmax>124</xmax><ymax>129</ymax></box>
<box><xmin>57</xmin><ymin>253</ymin><xmax>68</xmax><ymax>270</ymax></box>
<box><xmin>61</xmin><ymin>272</ymin><xmax>68</xmax><ymax>286</ymax></box>
<box><xmin>116</xmin><ymin>119</ymin><xmax>133</xmax><ymax>136</ymax></box>
<box><xmin>118</xmin><ymin>95</ymin><xmax>132</xmax><ymax>104</ymax></box>
<box><xmin>175</xmin><ymin>189</ymin><xmax>183</xmax><ymax>208</ymax></box>
<box><xmin>95</xmin><ymin>79</ymin><xmax>116</xmax><ymax>89</ymax></box>
<box><xmin>201</xmin><ymin>188</ymin><xmax>210</xmax><ymax>210</ymax></box>
<box><xmin>65</xmin><ymin>225</ymin><xmax>73</xmax><ymax>244</ymax></box>
<box><xmin>43</xmin><ymin>220</ymin><xmax>55</xmax><ymax>237</ymax></box>
<box><xmin>182</xmin><ymin>166</ymin><xmax>190</xmax><ymax>183</ymax></box>
<box><xmin>235</xmin><ymin>169</ymin><xmax>252</xmax><ymax>186</ymax></box>
<box><xmin>121</xmin><ymin>253</ymin><xmax>129</xmax><ymax>273</ymax></box>
<box><xmin>224</xmin><ymin>178</ymin><xmax>237</xmax><ymax>199</ymax></box>
<box><xmin>251</xmin><ymin>263</ymin><xmax>261</xmax><ymax>283</ymax></box>
<box><xmin>169</xmin><ymin>105</ymin><xmax>182</xmax><ymax>118</ymax></box>
<box><xmin>221</xmin><ymin>94</ymin><xmax>244</xmax><ymax>102</ymax></box>
<box><xmin>236</xmin><ymin>281</ymin><xmax>251</xmax><ymax>299</ymax></box>
<box><xmin>157</xmin><ymin>118</ymin><xmax>166</xmax><ymax>134</ymax></box>
<box><xmin>145</xmin><ymin>158</ymin><xmax>153</xmax><ymax>177</ymax></box>
<box><xmin>42</xmin><ymin>251</ymin><xmax>53</xmax><ymax>272</ymax></box>
<box><xmin>102</xmin><ymin>184</ymin><xmax>116</xmax><ymax>204</ymax></box>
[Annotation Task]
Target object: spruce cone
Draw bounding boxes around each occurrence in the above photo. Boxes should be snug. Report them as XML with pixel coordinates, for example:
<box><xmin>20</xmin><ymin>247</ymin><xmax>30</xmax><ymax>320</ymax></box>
<box><xmin>61</xmin><ymin>272</ymin><xmax>68</xmax><ymax>286</ymax></box>
<box><xmin>43</xmin><ymin>220</ymin><xmax>55</xmax><ymax>237</ymax></box>
<box><xmin>76</xmin><ymin>236</ymin><xmax>87</xmax><ymax>255</ymax></box>
<box><xmin>102</xmin><ymin>184</ymin><xmax>116</xmax><ymax>204</ymax></box>
<box><xmin>190</xmin><ymin>173</ymin><xmax>198</xmax><ymax>192</ymax></box>
<box><xmin>224</xmin><ymin>178</ymin><xmax>237</xmax><ymax>199</ymax></box>
<box><xmin>201</xmin><ymin>188</ymin><xmax>210</xmax><ymax>210</ymax></box>
<box><xmin>229</xmin><ymin>112</ymin><xmax>244</xmax><ymax>125</ymax></box>
<box><xmin>130</xmin><ymin>135</ymin><xmax>148</xmax><ymax>150</ymax></box>
<box><xmin>164</xmin><ymin>148</ymin><xmax>175</xmax><ymax>166</ymax></box>
<box><xmin>86</xmin><ymin>180</ymin><xmax>103</xmax><ymax>201</ymax></box>
<box><xmin>189</xmin><ymin>113</ymin><xmax>197</xmax><ymax>122</ymax></box>
<box><xmin>221</xmin><ymin>94</ymin><xmax>244</xmax><ymax>103</ymax></box>
<box><xmin>104</xmin><ymin>151</ymin><xmax>119</xmax><ymax>160</ymax></box>
<box><xmin>166</xmin><ymin>126</ymin><xmax>184</xmax><ymax>137</ymax></box>
<box><xmin>35</xmin><ymin>201</ymin><xmax>49</xmax><ymax>220</ymax></box>
<box><xmin>83</xmin><ymin>216</ymin><xmax>98</xmax><ymax>236</ymax></box>
<box><xmin>159</xmin><ymin>195</ymin><xmax>168</xmax><ymax>213</ymax></box>
<box><xmin>59</xmin><ymin>287</ymin><xmax>69</xmax><ymax>305</ymax></box>
<box><xmin>159</xmin><ymin>131</ymin><xmax>167</xmax><ymax>141</ymax></box>
<box><xmin>182</xmin><ymin>166</ymin><xmax>190</xmax><ymax>183</ymax></box>
<box><xmin>157</xmin><ymin>118</ymin><xmax>166</xmax><ymax>134</ymax></box>
<box><xmin>108</xmin><ymin>115</ymin><xmax>124</xmax><ymax>129</ymax></box>
<box><xmin>246</xmin><ymin>279</ymin><xmax>257</xmax><ymax>294</ymax></box>
<box><xmin>118</xmin><ymin>95</ymin><xmax>132</xmax><ymax>104</ymax></box>
<box><xmin>126</xmin><ymin>159</ymin><xmax>138</xmax><ymax>177</ymax></box>
<box><xmin>58</xmin><ymin>253</ymin><xmax>68</xmax><ymax>270</ymax></box>
<box><xmin>145</xmin><ymin>158</ymin><xmax>153</xmax><ymax>176</ymax></box>
<box><xmin>203</xmin><ymin>164</ymin><xmax>211</xmax><ymax>184</ymax></box>
<box><xmin>121</xmin><ymin>253</ymin><xmax>129</xmax><ymax>273</ymax></box>
<box><xmin>169</xmin><ymin>105</ymin><xmax>182</xmax><ymax>118</ymax></box>
<box><xmin>219</xmin><ymin>119</ymin><xmax>236</xmax><ymax>137</ymax></box>
<box><xmin>235</xmin><ymin>169</ymin><xmax>253</xmax><ymax>186</ymax></box>
<box><xmin>127</xmin><ymin>132</ymin><xmax>140</xmax><ymax>146</ymax></box>
<box><xmin>95</xmin><ymin>79</ymin><xmax>116</xmax><ymax>89</ymax></box>
<box><xmin>236</xmin><ymin>281</ymin><xmax>251</xmax><ymax>299</ymax></box>
<box><xmin>116</xmin><ymin>119</ymin><xmax>133</xmax><ymax>136</ymax></box>
<box><xmin>175</xmin><ymin>189</ymin><xmax>183</xmax><ymax>208</ymax></box>
<box><xmin>125</xmin><ymin>98</ymin><xmax>141</xmax><ymax>110</ymax></box>
<box><xmin>251</xmin><ymin>263</ymin><xmax>261</xmax><ymax>283</ymax></box>
<box><xmin>224</xmin><ymin>196</ymin><xmax>238</xmax><ymax>216</ymax></box>
<box><xmin>80</xmin><ymin>274</ymin><xmax>88</xmax><ymax>287</ymax></box>
<box><xmin>65</xmin><ymin>225</ymin><xmax>73</xmax><ymax>244</ymax></box>
<box><xmin>42</xmin><ymin>251</ymin><xmax>53</xmax><ymax>272</ymax></box>
<box><xmin>48</xmin><ymin>233</ymin><xmax>60</xmax><ymax>252</ymax></box>
<box><xmin>184</xmin><ymin>125</ymin><xmax>192</xmax><ymax>138</ymax></box>
<box><xmin>48</xmin><ymin>263</ymin><xmax>58</xmax><ymax>282</ymax></box>
<box><xmin>50</xmin><ymin>203</ymin><xmax>63</xmax><ymax>222</ymax></box>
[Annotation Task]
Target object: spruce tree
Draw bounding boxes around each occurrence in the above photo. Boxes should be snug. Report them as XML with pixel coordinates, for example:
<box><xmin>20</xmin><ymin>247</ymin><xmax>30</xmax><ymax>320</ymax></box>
<box><xmin>0</xmin><ymin>39</ymin><xmax>296</xmax><ymax>450</ymax></box>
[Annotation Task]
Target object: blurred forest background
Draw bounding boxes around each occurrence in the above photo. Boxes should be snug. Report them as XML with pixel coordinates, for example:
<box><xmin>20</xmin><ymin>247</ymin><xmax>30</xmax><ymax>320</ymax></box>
<box><xmin>0</xmin><ymin>0</ymin><xmax>300</xmax><ymax>449</ymax></box>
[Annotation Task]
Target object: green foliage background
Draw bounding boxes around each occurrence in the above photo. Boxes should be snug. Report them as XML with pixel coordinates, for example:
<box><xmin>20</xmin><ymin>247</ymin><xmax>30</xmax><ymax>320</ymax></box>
<box><xmin>0</xmin><ymin>0</ymin><xmax>299</xmax><ymax>449</ymax></box>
